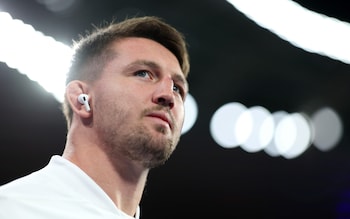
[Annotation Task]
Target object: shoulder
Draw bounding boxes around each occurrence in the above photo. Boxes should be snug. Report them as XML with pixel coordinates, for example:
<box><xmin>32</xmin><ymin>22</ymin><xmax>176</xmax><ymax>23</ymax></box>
<box><xmin>0</xmin><ymin>155</ymin><xmax>72</xmax><ymax>198</ymax></box>
<box><xmin>0</xmin><ymin>156</ymin><xmax>79</xmax><ymax>218</ymax></box>
<box><xmin>0</xmin><ymin>159</ymin><xmax>51</xmax><ymax>196</ymax></box>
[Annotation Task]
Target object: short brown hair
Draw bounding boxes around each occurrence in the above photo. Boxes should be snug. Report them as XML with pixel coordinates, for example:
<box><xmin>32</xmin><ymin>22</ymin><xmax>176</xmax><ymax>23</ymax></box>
<box><xmin>62</xmin><ymin>16</ymin><xmax>190</xmax><ymax>129</ymax></box>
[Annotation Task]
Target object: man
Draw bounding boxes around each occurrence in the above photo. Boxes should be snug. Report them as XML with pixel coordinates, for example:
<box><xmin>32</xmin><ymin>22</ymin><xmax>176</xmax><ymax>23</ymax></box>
<box><xmin>0</xmin><ymin>16</ymin><xmax>190</xmax><ymax>218</ymax></box>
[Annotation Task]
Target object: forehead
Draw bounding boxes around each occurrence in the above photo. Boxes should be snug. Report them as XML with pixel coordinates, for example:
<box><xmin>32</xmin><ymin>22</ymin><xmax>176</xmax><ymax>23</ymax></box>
<box><xmin>112</xmin><ymin>37</ymin><xmax>179</xmax><ymax>65</ymax></box>
<box><xmin>109</xmin><ymin>37</ymin><xmax>186</xmax><ymax>80</ymax></box>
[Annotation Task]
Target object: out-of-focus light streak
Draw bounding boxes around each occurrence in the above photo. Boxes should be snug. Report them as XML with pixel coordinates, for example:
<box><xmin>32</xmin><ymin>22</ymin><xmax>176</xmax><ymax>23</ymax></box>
<box><xmin>0</xmin><ymin>11</ymin><xmax>73</xmax><ymax>102</ymax></box>
<box><xmin>227</xmin><ymin>0</ymin><xmax>350</xmax><ymax>64</ymax></box>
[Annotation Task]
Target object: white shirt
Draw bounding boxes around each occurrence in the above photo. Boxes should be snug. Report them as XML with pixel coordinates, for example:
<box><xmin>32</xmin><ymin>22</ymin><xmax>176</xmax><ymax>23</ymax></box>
<box><xmin>0</xmin><ymin>155</ymin><xmax>140</xmax><ymax>219</ymax></box>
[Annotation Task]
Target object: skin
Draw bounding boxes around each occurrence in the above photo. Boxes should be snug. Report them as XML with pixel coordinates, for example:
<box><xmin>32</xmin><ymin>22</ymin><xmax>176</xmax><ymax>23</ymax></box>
<box><xmin>62</xmin><ymin>37</ymin><xmax>188</xmax><ymax>216</ymax></box>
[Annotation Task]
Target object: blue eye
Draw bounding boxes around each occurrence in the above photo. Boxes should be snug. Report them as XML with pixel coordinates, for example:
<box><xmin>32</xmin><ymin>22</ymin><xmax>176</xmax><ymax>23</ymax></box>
<box><xmin>173</xmin><ymin>84</ymin><xmax>185</xmax><ymax>99</ymax></box>
<box><xmin>173</xmin><ymin>84</ymin><xmax>180</xmax><ymax>93</ymax></box>
<box><xmin>135</xmin><ymin>70</ymin><xmax>151</xmax><ymax>78</ymax></box>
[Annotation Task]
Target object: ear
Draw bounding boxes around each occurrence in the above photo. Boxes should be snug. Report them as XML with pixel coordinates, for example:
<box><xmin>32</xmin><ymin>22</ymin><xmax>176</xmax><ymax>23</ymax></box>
<box><xmin>66</xmin><ymin>80</ymin><xmax>92</xmax><ymax>118</ymax></box>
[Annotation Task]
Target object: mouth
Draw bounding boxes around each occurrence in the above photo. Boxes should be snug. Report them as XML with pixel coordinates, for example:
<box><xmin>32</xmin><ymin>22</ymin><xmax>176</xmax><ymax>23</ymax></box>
<box><xmin>146</xmin><ymin>111</ymin><xmax>173</xmax><ymax>130</ymax></box>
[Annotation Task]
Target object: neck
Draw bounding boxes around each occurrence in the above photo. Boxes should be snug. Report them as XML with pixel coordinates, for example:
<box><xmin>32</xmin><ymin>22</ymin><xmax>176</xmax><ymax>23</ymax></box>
<box><xmin>63</xmin><ymin>131</ymin><xmax>149</xmax><ymax>217</ymax></box>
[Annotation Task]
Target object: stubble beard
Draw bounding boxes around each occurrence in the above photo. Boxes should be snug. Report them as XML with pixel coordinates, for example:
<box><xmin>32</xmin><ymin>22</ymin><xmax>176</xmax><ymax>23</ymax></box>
<box><xmin>98</xmin><ymin>105</ymin><xmax>181</xmax><ymax>169</ymax></box>
<box><xmin>120</xmin><ymin>124</ymin><xmax>180</xmax><ymax>168</ymax></box>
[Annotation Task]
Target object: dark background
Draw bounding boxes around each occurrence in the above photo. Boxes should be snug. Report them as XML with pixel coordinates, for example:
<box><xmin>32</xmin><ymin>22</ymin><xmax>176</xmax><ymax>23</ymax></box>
<box><xmin>1</xmin><ymin>0</ymin><xmax>350</xmax><ymax>218</ymax></box>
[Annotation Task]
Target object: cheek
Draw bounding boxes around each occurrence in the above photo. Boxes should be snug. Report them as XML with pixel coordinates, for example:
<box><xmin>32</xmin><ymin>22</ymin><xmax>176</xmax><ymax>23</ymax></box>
<box><xmin>175</xmin><ymin>105</ymin><xmax>186</xmax><ymax>125</ymax></box>
<box><xmin>94</xmin><ymin>93</ymin><xmax>130</xmax><ymax>130</ymax></box>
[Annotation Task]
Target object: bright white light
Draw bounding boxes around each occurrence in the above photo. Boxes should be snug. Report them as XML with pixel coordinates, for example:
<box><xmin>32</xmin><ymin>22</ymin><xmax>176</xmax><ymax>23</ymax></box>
<box><xmin>264</xmin><ymin>110</ymin><xmax>289</xmax><ymax>157</ymax></box>
<box><xmin>238</xmin><ymin>106</ymin><xmax>274</xmax><ymax>153</ymax></box>
<box><xmin>259</xmin><ymin>112</ymin><xmax>275</xmax><ymax>147</ymax></box>
<box><xmin>275</xmin><ymin>113</ymin><xmax>312</xmax><ymax>159</ymax></box>
<box><xmin>311</xmin><ymin>107</ymin><xmax>343</xmax><ymax>151</ymax></box>
<box><xmin>210</xmin><ymin>102</ymin><xmax>247</xmax><ymax>148</ymax></box>
<box><xmin>274</xmin><ymin>113</ymin><xmax>297</xmax><ymax>154</ymax></box>
<box><xmin>226</xmin><ymin>0</ymin><xmax>350</xmax><ymax>64</ymax></box>
<box><xmin>210</xmin><ymin>102</ymin><xmax>341</xmax><ymax>158</ymax></box>
<box><xmin>182</xmin><ymin>93</ymin><xmax>198</xmax><ymax>135</ymax></box>
<box><xmin>283</xmin><ymin>113</ymin><xmax>312</xmax><ymax>159</ymax></box>
<box><xmin>0</xmin><ymin>12</ymin><xmax>73</xmax><ymax>102</ymax></box>
<box><xmin>234</xmin><ymin>108</ymin><xmax>253</xmax><ymax>146</ymax></box>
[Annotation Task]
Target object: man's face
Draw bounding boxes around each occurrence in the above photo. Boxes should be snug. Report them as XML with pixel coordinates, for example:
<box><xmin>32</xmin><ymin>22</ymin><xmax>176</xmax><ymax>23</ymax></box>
<box><xmin>91</xmin><ymin>37</ymin><xmax>188</xmax><ymax>168</ymax></box>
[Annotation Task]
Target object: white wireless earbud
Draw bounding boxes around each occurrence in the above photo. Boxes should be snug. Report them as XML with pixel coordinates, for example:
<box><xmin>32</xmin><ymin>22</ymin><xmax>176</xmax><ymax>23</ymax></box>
<box><xmin>78</xmin><ymin>94</ymin><xmax>91</xmax><ymax>112</ymax></box>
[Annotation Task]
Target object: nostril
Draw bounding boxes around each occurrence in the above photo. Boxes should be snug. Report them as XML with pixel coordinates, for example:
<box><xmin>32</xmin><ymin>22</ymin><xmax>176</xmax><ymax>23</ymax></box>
<box><xmin>157</xmin><ymin>97</ymin><xmax>166</xmax><ymax>104</ymax></box>
<box><xmin>157</xmin><ymin>97</ymin><xmax>174</xmax><ymax>108</ymax></box>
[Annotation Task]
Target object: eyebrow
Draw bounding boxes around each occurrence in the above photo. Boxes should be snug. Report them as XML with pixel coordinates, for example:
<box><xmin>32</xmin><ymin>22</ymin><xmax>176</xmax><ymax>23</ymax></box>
<box><xmin>126</xmin><ymin>60</ymin><xmax>189</xmax><ymax>92</ymax></box>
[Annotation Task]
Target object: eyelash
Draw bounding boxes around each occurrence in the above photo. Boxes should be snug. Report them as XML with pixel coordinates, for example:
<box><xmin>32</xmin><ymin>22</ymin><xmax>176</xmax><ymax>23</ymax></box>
<box><xmin>135</xmin><ymin>70</ymin><xmax>185</xmax><ymax>98</ymax></box>
<box><xmin>135</xmin><ymin>70</ymin><xmax>152</xmax><ymax>79</ymax></box>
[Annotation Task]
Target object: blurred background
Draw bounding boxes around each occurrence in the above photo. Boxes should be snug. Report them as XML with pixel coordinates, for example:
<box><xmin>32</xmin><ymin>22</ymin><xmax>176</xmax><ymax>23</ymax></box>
<box><xmin>1</xmin><ymin>0</ymin><xmax>350</xmax><ymax>218</ymax></box>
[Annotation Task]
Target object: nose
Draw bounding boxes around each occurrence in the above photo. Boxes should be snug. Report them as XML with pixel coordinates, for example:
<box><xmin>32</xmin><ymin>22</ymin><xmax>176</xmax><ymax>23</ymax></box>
<box><xmin>152</xmin><ymin>78</ymin><xmax>175</xmax><ymax>109</ymax></box>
